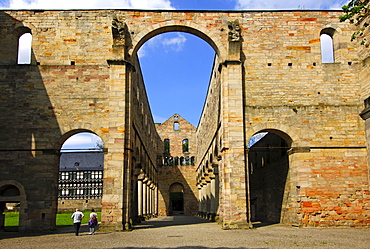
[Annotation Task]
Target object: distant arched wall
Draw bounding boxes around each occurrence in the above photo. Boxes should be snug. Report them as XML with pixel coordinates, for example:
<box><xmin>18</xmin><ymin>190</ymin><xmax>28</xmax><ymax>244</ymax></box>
<box><xmin>0</xmin><ymin>180</ymin><xmax>27</xmax><ymax>231</ymax></box>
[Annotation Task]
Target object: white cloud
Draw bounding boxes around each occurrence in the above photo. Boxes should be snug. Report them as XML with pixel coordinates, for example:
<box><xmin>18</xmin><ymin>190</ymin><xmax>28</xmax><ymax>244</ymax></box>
<box><xmin>138</xmin><ymin>33</ymin><xmax>187</xmax><ymax>58</ymax></box>
<box><xmin>1</xmin><ymin>0</ymin><xmax>174</xmax><ymax>9</ymax></box>
<box><xmin>235</xmin><ymin>0</ymin><xmax>349</xmax><ymax>10</ymax></box>
<box><xmin>162</xmin><ymin>33</ymin><xmax>187</xmax><ymax>52</ymax></box>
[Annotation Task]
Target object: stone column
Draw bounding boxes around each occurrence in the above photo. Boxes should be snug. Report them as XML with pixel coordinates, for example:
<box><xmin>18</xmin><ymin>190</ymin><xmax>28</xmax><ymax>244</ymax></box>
<box><xmin>137</xmin><ymin>179</ymin><xmax>143</xmax><ymax>218</ymax></box>
<box><xmin>210</xmin><ymin>177</ymin><xmax>216</xmax><ymax>219</ymax></box>
<box><xmin>148</xmin><ymin>183</ymin><xmax>153</xmax><ymax>215</ymax></box>
<box><xmin>101</xmin><ymin>60</ymin><xmax>128</xmax><ymax>231</ymax></box>
<box><xmin>142</xmin><ymin>179</ymin><xmax>147</xmax><ymax>217</ymax></box>
<box><xmin>218</xmin><ymin>19</ymin><xmax>251</xmax><ymax>229</ymax></box>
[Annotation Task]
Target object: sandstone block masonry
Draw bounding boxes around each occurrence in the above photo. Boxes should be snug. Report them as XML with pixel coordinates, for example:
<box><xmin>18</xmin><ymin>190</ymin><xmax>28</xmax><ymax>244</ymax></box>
<box><xmin>0</xmin><ymin>9</ymin><xmax>368</xmax><ymax>231</ymax></box>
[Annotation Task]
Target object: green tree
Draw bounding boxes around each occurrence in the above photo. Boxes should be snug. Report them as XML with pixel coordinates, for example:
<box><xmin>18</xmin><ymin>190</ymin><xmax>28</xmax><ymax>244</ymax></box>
<box><xmin>340</xmin><ymin>0</ymin><xmax>370</xmax><ymax>46</ymax></box>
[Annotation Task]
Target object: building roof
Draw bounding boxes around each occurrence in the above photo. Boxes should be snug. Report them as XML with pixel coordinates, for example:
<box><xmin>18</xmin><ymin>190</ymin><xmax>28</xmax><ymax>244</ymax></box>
<box><xmin>59</xmin><ymin>152</ymin><xmax>104</xmax><ymax>171</ymax></box>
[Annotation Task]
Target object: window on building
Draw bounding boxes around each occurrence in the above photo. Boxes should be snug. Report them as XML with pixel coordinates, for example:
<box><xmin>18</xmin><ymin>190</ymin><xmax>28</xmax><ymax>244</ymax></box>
<box><xmin>182</xmin><ymin>139</ymin><xmax>189</xmax><ymax>153</ymax></box>
<box><xmin>58</xmin><ymin>170</ymin><xmax>103</xmax><ymax>200</ymax></box>
<box><xmin>18</xmin><ymin>32</ymin><xmax>32</xmax><ymax>64</ymax></box>
<box><xmin>168</xmin><ymin>156</ymin><xmax>174</xmax><ymax>166</ymax></box>
<box><xmin>191</xmin><ymin>156</ymin><xmax>195</xmax><ymax>165</ymax></box>
<box><xmin>320</xmin><ymin>28</ymin><xmax>335</xmax><ymax>63</ymax></box>
<box><xmin>174</xmin><ymin>122</ymin><xmax>179</xmax><ymax>130</ymax></box>
<box><xmin>164</xmin><ymin>139</ymin><xmax>170</xmax><ymax>154</ymax></box>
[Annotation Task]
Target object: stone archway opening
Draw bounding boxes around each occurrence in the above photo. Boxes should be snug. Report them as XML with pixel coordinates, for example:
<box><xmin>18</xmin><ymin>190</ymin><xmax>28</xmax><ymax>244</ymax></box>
<box><xmin>0</xmin><ymin>184</ymin><xmax>22</xmax><ymax>232</ymax></box>
<box><xmin>57</xmin><ymin>131</ymin><xmax>104</xmax><ymax>214</ymax></box>
<box><xmin>169</xmin><ymin>183</ymin><xmax>185</xmax><ymax>215</ymax></box>
<box><xmin>132</xmin><ymin>26</ymin><xmax>218</xmax><ymax>221</ymax></box>
<box><xmin>135</xmin><ymin>28</ymin><xmax>216</xmax><ymax>126</ymax></box>
<box><xmin>247</xmin><ymin>130</ymin><xmax>292</xmax><ymax>225</ymax></box>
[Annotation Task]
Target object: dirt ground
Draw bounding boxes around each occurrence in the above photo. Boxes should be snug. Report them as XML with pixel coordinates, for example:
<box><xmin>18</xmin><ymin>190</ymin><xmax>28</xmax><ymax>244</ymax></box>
<box><xmin>1</xmin><ymin>216</ymin><xmax>370</xmax><ymax>249</ymax></box>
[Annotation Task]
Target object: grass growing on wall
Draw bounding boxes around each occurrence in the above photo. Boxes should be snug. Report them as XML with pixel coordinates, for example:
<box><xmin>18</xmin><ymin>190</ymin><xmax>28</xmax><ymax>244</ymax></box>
<box><xmin>4</xmin><ymin>211</ymin><xmax>102</xmax><ymax>227</ymax></box>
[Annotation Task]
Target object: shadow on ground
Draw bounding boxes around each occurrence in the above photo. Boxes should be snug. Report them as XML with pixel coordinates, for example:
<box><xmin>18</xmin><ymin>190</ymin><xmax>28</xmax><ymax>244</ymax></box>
<box><xmin>109</xmin><ymin>248</ymin><xmax>263</xmax><ymax>249</ymax></box>
<box><xmin>133</xmin><ymin>215</ymin><xmax>213</xmax><ymax>230</ymax></box>
<box><xmin>0</xmin><ymin>224</ymin><xmax>87</xmax><ymax>240</ymax></box>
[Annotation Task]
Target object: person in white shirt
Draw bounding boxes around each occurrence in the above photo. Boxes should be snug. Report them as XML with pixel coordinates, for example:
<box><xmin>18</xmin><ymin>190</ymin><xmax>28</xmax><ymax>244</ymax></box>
<box><xmin>71</xmin><ymin>208</ymin><xmax>84</xmax><ymax>236</ymax></box>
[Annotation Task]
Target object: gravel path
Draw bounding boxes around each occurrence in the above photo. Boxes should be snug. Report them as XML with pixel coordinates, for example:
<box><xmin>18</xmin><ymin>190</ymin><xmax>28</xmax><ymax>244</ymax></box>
<box><xmin>1</xmin><ymin>216</ymin><xmax>369</xmax><ymax>249</ymax></box>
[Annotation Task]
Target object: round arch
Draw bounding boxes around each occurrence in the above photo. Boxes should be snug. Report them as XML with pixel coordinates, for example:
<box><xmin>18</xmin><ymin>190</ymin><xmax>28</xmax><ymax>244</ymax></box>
<box><xmin>0</xmin><ymin>180</ymin><xmax>26</xmax><ymax>198</ymax></box>
<box><xmin>0</xmin><ymin>180</ymin><xmax>27</xmax><ymax>231</ymax></box>
<box><xmin>55</xmin><ymin>129</ymin><xmax>105</xmax><ymax>152</ymax></box>
<box><xmin>12</xmin><ymin>26</ymin><xmax>32</xmax><ymax>38</ymax></box>
<box><xmin>246</xmin><ymin>122</ymin><xmax>300</xmax><ymax>147</ymax></box>
<box><xmin>169</xmin><ymin>182</ymin><xmax>184</xmax><ymax>215</ymax></box>
<box><xmin>249</xmin><ymin>128</ymin><xmax>293</xmax><ymax>148</ymax></box>
<box><xmin>169</xmin><ymin>182</ymin><xmax>184</xmax><ymax>193</ymax></box>
<box><xmin>131</xmin><ymin>25</ymin><xmax>222</xmax><ymax>58</ymax></box>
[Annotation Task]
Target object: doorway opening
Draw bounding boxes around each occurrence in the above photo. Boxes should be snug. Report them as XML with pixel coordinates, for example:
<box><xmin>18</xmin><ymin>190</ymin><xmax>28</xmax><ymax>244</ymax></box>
<box><xmin>169</xmin><ymin>183</ymin><xmax>185</xmax><ymax>215</ymax></box>
<box><xmin>247</xmin><ymin>130</ymin><xmax>291</xmax><ymax>225</ymax></box>
<box><xmin>0</xmin><ymin>184</ymin><xmax>22</xmax><ymax>232</ymax></box>
<box><xmin>2</xmin><ymin>202</ymin><xmax>20</xmax><ymax>231</ymax></box>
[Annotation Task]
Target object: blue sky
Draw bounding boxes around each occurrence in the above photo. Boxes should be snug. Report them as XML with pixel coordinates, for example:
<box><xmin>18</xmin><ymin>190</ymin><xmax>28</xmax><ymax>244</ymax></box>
<box><xmin>0</xmin><ymin>0</ymin><xmax>349</xmax><ymax>149</ymax></box>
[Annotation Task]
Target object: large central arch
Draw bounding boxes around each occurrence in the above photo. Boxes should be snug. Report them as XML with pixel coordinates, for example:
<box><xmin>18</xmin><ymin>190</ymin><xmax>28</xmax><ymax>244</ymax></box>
<box><xmin>131</xmin><ymin>24</ymin><xmax>223</xmax><ymax>59</ymax></box>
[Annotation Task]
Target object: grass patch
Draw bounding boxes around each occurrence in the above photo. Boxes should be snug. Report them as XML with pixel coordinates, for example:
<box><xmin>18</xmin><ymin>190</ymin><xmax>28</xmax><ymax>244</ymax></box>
<box><xmin>3</xmin><ymin>211</ymin><xmax>101</xmax><ymax>227</ymax></box>
<box><xmin>4</xmin><ymin>212</ymin><xmax>19</xmax><ymax>226</ymax></box>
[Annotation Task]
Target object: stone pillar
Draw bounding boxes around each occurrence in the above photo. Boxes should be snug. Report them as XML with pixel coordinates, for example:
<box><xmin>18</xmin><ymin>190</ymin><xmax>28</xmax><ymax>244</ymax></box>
<box><xmin>210</xmin><ymin>177</ymin><xmax>216</xmax><ymax>219</ymax></box>
<box><xmin>137</xmin><ymin>179</ymin><xmax>143</xmax><ymax>218</ymax></box>
<box><xmin>0</xmin><ymin>202</ymin><xmax>5</xmax><ymax>231</ymax></box>
<box><xmin>210</xmin><ymin>164</ymin><xmax>219</xmax><ymax>220</ymax></box>
<box><xmin>142</xmin><ymin>180</ymin><xmax>147</xmax><ymax>217</ymax></box>
<box><xmin>218</xmin><ymin>19</ymin><xmax>252</xmax><ymax>229</ymax></box>
<box><xmin>201</xmin><ymin>184</ymin><xmax>207</xmax><ymax>216</ymax></box>
<box><xmin>153</xmin><ymin>184</ymin><xmax>158</xmax><ymax>215</ymax></box>
<box><xmin>205</xmin><ymin>179</ymin><xmax>211</xmax><ymax>217</ymax></box>
<box><xmin>101</xmin><ymin>60</ymin><xmax>128</xmax><ymax>231</ymax></box>
<box><xmin>148</xmin><ymin>183</ymin><xmax>153</xmax><ymax>215</ymax></box>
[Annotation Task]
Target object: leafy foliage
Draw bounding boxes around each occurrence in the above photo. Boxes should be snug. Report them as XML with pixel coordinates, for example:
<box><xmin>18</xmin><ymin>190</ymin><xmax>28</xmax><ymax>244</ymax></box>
<box><xmin>340</xmin><ymin>0</ymin><xmax>370</xmax><ymax>46</ymax></box>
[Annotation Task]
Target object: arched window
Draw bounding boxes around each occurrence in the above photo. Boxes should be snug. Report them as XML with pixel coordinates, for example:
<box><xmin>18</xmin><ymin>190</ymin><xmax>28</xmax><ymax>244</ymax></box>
<box><xmin>320</xmin><ymin>28</ymin><xmax>335</xmax><ymax>63</ymax></box>
<box><xmin>164</xmin><ymin>139</ymin><xmax>170</xmax><ymax>154</ymax></box>
<box><xmin>18</xmin><ymin>33</ymin><xmax>32</xmax><ymax>64</ymax></box>
<box><xmin>182</xmin><ymin>139</ymin><xmax>189</xmax><ymax>153</ymax></box>
<box><xmin>174</xmin><ymin>122</ymin><xmax>179</xmax><ymax>130</ymax></box>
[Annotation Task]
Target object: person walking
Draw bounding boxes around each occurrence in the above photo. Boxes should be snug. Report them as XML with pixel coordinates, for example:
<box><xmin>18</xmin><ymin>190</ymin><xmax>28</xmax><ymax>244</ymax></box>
<box><xmin>88</xmin><ymin>209</ymin><xmax>98</xmax><ymax>235</ymax></box>
<box><xmin>71</xmin><ymin>208</ymin><xmax>84</xmax><ymax>236</ymax></box>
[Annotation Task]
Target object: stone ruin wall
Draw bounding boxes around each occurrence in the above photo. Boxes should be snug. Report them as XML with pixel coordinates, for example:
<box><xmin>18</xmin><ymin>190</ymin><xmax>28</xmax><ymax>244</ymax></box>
<box><xmin>156</xmin><ymin>115</ymin><xmax>198</xmax><ymax>216</ymax></box>
<box><xmin>238</xmin><ymin>11</ymin><xmax>369</xmax><ymax>226</ymax></box>
<box><xmin>0</xmin><ymin>9</ymin><xmax>369</xmax><ymax>230</ymax></box>
<box><xmin>0</xmin><ymin>9</ymin><xmax>161</xmax><ymax>230</ymax></box>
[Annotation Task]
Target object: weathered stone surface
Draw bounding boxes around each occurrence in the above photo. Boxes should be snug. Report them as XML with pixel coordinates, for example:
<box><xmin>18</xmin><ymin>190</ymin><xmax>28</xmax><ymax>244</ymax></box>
<box><xmin>0</xmin><ymin>9</ymin><xmax>368</xmax><ymax>231</ymax></box>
